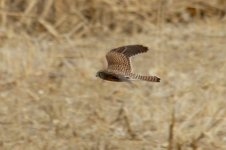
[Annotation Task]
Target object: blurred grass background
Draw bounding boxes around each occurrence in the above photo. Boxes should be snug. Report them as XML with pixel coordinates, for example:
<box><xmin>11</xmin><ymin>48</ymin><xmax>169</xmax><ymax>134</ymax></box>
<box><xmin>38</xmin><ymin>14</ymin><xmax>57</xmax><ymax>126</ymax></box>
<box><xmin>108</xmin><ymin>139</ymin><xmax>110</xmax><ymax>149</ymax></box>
<box><xmin>0</xmin><ymin>0</ymin><xmax>226</xmax><ymax>150</ymax></box>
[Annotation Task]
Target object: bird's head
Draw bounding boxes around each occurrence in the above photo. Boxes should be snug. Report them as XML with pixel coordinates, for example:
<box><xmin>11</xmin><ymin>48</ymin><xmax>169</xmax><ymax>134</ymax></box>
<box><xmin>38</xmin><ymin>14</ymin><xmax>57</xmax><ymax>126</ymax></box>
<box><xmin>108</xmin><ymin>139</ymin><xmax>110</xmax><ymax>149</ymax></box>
<box><xmin>96</xmin><ymin>70</ymin><xmax>105</xmax><ymax>79</ymax></box>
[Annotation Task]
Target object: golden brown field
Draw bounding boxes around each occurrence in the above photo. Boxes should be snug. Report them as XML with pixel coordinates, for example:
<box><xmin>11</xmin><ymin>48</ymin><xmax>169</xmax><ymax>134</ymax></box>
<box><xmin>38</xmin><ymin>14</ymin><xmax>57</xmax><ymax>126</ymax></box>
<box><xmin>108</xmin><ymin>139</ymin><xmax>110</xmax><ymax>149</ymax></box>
<box><xmin>0</xmin><ymin>0</ymin><xmax>226</xmax><ymax>150</ymax></box>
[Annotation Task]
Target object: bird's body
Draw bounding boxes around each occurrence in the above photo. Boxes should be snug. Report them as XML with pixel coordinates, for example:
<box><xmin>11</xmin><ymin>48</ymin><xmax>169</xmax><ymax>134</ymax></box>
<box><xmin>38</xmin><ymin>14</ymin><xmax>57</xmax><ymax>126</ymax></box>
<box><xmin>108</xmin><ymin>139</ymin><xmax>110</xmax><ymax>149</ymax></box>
<box><xmin>96</xmin><ymin>45</ymin><xmax>160</xmax><ymax>82</ymax></box>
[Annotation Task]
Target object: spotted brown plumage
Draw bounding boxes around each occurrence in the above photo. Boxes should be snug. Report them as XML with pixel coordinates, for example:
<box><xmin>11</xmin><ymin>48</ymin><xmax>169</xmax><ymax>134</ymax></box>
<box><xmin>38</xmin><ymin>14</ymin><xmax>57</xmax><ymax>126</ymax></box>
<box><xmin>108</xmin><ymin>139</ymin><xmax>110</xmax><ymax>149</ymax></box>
<box><xmin>96</xmin><ymin>45</ymin><xmax>160</xmax><ymax>82</ymax></box>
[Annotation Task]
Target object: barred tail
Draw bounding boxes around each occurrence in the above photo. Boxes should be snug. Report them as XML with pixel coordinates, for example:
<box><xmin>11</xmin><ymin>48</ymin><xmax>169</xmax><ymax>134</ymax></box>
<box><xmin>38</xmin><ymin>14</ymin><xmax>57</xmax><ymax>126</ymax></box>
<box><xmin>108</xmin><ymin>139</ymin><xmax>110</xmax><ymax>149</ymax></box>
<box><xmin>131</xmin><ymin>73</ymin><xmax>160</xmax><ymax>82</ymax></box>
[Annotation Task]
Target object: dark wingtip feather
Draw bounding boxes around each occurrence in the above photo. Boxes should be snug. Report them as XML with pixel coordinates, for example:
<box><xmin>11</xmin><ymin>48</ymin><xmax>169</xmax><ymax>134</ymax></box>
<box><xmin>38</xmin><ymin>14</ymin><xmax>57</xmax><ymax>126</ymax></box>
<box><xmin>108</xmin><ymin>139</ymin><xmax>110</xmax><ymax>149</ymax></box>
<box><xmin>135</xmin><ymin>44</ymin><xmax>149</xmax><ymax>52</ymax></box>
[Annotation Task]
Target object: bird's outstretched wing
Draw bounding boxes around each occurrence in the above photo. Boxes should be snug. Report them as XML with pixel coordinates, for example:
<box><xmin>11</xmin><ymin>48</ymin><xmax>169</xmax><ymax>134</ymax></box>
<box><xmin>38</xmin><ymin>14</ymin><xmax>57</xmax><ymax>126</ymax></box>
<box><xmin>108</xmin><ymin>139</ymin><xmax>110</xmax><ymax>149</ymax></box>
<box><xmin>106</xmin><ymin>45</ymin><xmax>148</xmax><ymax>72</ymax></box>
<box><xmin>109</xmin><ymin>45</ymin><xmax>148</xmax><ymax>57</ymax></box>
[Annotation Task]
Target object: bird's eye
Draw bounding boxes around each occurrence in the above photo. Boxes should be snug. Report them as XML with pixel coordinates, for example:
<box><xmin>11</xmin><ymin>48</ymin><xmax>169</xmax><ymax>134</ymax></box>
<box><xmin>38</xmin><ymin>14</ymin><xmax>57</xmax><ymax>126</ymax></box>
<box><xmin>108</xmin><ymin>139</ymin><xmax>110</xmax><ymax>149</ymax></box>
<box><xmin>99</xmin><ymin>72</ymin><xmax>104</xmax><ymax>78</ymax></box>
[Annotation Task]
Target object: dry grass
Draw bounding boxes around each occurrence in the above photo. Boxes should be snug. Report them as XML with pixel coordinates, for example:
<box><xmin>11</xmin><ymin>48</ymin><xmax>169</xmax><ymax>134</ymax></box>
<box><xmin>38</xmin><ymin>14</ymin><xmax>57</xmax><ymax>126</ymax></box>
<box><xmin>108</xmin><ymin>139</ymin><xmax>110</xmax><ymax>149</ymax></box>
<box><xmin>0</xmin><ymin>0</ymin><xmax>226</xmax><ymax>37</ymax></box>
<box><xmin>0</xmin><ymin>0</ymin><xmax>226</xmax><ymax>150</ymax></box>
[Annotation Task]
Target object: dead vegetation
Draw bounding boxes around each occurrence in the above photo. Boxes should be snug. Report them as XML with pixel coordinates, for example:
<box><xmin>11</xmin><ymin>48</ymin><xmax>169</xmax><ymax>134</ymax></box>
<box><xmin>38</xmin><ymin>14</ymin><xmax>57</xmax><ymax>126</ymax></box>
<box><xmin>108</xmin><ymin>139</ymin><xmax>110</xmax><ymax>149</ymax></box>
<box><xmin>0</xmin><ymin>0</ymin><xmax>226</xmax><ymax>38</ymax></box>
<box><xmin>0</xmin><ymin>0</ymin><xmax>226</xmax><ymax>150</ymax></box>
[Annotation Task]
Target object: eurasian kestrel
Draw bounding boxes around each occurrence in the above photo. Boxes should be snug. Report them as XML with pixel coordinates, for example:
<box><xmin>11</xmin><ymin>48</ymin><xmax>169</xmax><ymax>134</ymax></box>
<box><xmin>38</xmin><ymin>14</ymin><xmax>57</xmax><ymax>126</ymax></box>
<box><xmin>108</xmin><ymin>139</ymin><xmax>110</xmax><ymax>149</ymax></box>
<box><xmin>96</xmin><ymin>45</ymin><xmax>160</xmax><ymax>82</ymax></box>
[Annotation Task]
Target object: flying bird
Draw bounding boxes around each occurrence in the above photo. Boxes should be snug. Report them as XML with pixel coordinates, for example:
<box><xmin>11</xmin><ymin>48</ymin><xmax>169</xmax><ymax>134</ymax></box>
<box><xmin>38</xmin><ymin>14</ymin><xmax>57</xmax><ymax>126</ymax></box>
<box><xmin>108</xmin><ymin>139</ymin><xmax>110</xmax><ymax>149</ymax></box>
<box><xmin>96</xmin><ymin>45</ymin><xmax>160</xmax><ymax>82</ymax></box>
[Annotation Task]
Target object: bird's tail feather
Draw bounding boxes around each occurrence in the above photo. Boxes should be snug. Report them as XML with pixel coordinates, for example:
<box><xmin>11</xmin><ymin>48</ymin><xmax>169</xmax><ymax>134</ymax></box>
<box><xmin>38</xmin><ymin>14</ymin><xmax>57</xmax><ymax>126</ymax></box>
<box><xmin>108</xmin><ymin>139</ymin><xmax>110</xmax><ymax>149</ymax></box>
<box><xmin>130</xmin><ymin>74</ymin><xmax>160</xmax><ymax>82</ymax></box>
